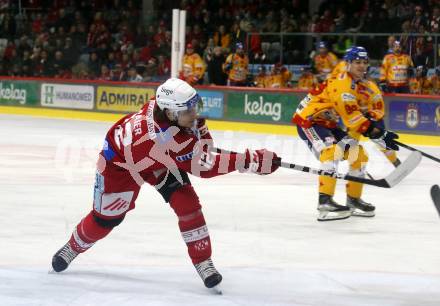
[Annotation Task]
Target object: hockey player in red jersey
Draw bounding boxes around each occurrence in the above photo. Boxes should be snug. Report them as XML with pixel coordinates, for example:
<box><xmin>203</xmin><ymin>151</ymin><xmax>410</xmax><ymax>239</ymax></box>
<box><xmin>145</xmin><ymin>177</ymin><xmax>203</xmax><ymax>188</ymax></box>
<box><xmin>51</xmin><ymin>78</ymin><xmax>279</xmax><ymax>289</ymax></box>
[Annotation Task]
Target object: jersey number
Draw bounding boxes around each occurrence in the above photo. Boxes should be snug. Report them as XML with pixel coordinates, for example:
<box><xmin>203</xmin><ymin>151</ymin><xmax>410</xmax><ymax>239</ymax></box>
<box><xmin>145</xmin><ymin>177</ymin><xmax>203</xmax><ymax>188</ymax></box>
<box><xmin>345</xmin><ymin>104</ymin><xmax>358</xmax><ymax>115</ymax></box>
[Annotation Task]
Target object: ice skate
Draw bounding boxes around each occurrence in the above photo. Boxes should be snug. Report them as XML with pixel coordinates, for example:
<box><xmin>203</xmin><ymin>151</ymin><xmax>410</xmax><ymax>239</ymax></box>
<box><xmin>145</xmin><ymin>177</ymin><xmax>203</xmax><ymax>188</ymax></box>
<box><xmin>317</xmin><ymin>193</ymin><xmax>351</xmax><ymax>221</ymax></box>
<box><xmin>194</xmin><ymin>258</ymin><xmax>222</xmax><ymax>293</ymax></box>
<box><xmin>346</xmin><ymin>196</ymin><xmax>375</xmax><ymax>217</ymax></box>
<box><xmin>51</xmin><ymin>242</ymin><xmax>79</xmax><ymax>272</ymax></box>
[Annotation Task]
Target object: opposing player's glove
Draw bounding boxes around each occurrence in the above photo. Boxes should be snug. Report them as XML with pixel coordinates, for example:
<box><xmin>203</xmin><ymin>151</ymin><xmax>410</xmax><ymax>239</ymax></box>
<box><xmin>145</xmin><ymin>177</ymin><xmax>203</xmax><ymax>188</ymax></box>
<box><xmin>239</xmin><ymin>149</ymin><xmax>280</xmax><ymax>175</ymax></box>
<box><xmin>363</xmin><ymin>121</ymin><xmax>399</xmax><ymax>151</ymax></box>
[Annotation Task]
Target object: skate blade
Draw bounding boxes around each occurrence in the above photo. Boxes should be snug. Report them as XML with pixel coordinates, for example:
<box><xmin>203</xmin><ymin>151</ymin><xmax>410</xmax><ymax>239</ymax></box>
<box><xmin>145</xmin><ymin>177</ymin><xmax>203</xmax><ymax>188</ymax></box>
<box><xmin>209</xmin><ymin>285</ymin><xmax>222</xmax><ymax>295</ymax></box>
<box><xmin>350</xmin><ymin>210</ymin><xmax>375</xmax><ymax>217</ymax></box>
<box><xmin>317</xmin><ymin>210</ymin><xmax>351</xmax><ymax>221</ymax></box>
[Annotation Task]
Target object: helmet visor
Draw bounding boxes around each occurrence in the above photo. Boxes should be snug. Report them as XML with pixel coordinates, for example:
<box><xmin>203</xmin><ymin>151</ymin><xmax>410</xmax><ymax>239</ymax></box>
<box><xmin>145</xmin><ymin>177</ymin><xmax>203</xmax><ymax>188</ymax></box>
<box><xmin>178</xmin><ymin>93</ymin><xmax>203</xmax><ymax>117</ymax></box>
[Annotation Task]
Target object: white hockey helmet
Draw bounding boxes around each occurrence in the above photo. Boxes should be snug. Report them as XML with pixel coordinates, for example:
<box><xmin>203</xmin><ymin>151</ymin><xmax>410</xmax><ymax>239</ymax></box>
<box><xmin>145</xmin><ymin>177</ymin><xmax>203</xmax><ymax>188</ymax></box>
<box><xmin>156</xmin><ymin>78</ymin><xmax>201</xmax><ymax>113</ymax></box>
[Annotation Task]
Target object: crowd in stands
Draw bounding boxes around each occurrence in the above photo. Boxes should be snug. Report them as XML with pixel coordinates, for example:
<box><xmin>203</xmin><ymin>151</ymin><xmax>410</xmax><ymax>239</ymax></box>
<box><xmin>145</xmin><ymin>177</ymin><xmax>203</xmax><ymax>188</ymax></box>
<box><xmin>0</xmin><ymin>0</ymin><xmax>440</xmax><ymax>92</ymax></box>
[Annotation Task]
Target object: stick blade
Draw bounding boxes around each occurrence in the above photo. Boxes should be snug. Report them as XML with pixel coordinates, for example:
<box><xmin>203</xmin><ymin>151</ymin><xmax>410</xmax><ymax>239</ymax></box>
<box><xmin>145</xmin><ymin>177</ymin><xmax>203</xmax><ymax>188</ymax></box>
<box><xmin>383</xmin><ymin>151</ymin><xmax>422</xmax><ymax>188</ymax></box>
<box><xmin>431</xmin><ymin>185</ymin><xmax>440</xmax><ymax>218</ymax></box>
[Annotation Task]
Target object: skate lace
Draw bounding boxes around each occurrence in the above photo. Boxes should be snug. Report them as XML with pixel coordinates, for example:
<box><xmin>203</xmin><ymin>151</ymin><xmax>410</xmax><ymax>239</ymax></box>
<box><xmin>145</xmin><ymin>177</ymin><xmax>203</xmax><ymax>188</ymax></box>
<box><xmin>58</xmin><ymin>244</ymin><xmax>78</xmax><ymax>264</ymax></box>
<box><xmin>195</xmin><ymin>258</ymin><xmax>218</xmax><ymax>280</ymax></box>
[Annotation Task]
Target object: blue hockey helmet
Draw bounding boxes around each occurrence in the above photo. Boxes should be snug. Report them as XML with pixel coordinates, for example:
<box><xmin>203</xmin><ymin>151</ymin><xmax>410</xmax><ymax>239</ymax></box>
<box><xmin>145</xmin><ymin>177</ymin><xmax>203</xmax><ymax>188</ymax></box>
<box><xmin>344</xmin><ymin>46</ymin><xmax>368</xmax><ymax>62</ymax></box>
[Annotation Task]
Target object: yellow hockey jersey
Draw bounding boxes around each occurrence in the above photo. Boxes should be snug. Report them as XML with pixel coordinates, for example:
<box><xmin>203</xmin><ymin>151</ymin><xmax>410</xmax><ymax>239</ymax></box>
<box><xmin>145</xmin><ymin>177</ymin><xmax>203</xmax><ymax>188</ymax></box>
<box><xmin>296</xmin><ymin>73</ymin><xmax>318</xmax><ymax>90</ymax></box>
<box><xmin>254</xmin><ymin>74</ymin><xmax>268</xmax><ymax>88</ymax></box>
<box><xmin>313</xmin><ymin>52</ymin><xmax>339</xmax><ymax>75</ymax></box>
<box><xmin>328</xmin><ymin>60</ymin><xmax>347</xmax><ymax>79</ymax></box>
<box><xmin>265</xmin><ymin>70</ymin><xmax>291</xmax><ymax>88</ymax></box>
<box><xmin>429</xmin><ymin>75</ymin><xmax>440</xmax><ymax>95</ymax></box>
<box><xmin>182</xmin><ymin>53</ymin><xmax>206</xmax><ymax>83</ymax></box>
<box><xmin>223</xmin><ymin>53</ymin><xmax>249</xmax><ymax>82</ymax></box>
<box><xmin>409</xmin><ymin>77</ymin><xmax>433</xmax><ymax>95</ymax></box>
<box><xmin>380</xmin><ymin>53</ymin><xmax>414</xmax><ymax>87</ymax></box>
<box><xmin>292</xmin><ymin>72</ymin><xmax>372</xmax><ymax>136</ymax></box>
<box><xmin>356</xmin><ymin>79</ymin><xmax>385</xmax><ymax>120</ymax></box>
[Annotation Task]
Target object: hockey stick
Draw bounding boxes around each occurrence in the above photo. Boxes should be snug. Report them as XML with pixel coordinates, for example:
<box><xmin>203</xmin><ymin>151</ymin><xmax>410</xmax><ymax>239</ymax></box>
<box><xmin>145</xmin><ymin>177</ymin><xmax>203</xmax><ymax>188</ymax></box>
<box><xmin>431</xmin><ymin>185</ymin><xmax>440</xmax><ymax>218</ymax></box>
<box><xmin>213</xmin><ymin>148</ymin><xmax>422</xmax><ymax>188</ymax></box>
<box><xmin>395</xmin><ymin>141</ymin><xmax>440</xmax><ymax>163</ymax></box>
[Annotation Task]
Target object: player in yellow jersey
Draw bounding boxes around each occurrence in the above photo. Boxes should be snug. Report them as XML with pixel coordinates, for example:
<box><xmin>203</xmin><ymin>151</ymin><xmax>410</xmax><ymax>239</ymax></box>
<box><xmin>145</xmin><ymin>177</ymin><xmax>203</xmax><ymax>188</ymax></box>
<box><xmin>223</xmin><ymin>42</ymin><xmax>249</xmax><ymax>86</ymax></box>
<box><xmin>356</xmin><ymin>78</ymin><xmax>401</xmax><ymax>167</ymax></box>
<box><xmin>293</xmin><ymin>47</ymin><xmax>400</xmax><ymax>221</ymax></box>
<box><xmin>379</xmin><ymin>40</ymin><xmax>414</xmax><ymax>93</ymax></box>
<box><xmin>265</xmin><ymin>63</ymin><xmax>292</xmax><ymax>88</ymax></box>
<box><xmin>429</xmin><ymin>67</ymin><xmax>440</xmax><ymax>95</ymax></box>
<box><xmin>254</xmin><ymin>65</ymin><xmax>268</xmax><ymax>88</ymax></box>
<box><xmin>409</xmin><ymin>66</ymin><xmax>433</xmax><ymax>95</ymax></box>
<box><xmin>296</xmin><ymin>67</ymin><xmax>318</xmax><ymax>90</ymax></box>
<box><xmin>312</xmin><ymin>41</ymin><xmax>339</xmax><ymax>81</ymax></box>
<box><xmin>180</xmin><ymin>43</ymin><xmax>206</xmax><ymax>85</ymax></box>
<box><xmin>327</xmin><ymin>46</ymin><xmax>400</xmax><ymax>168</ymax></box>
<box><xmin>327</xmin><ymin>46</ymin><xmax>354</xmax><ymax>80</ymax></box>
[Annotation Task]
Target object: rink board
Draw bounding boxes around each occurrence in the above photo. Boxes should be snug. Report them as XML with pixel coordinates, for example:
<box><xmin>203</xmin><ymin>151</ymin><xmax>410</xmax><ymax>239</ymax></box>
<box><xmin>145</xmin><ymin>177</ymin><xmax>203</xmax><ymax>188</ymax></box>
<box><xmin>0</xmin><ymin>105</ymin><xmax>439</xmax><ymax>146</ymax></box>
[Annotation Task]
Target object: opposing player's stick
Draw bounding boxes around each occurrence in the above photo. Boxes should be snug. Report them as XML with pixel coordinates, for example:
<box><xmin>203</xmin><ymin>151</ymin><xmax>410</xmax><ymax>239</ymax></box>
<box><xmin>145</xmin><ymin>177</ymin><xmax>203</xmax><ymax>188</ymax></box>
<box><xmin>431</xmin><ymin>185</ymin><xmax>440</xmax><ymax>217</ymax></box>
<box><xmin>213</xmin><ymin>148</ymin><xmax>421</xmax><ymax>188</ymax></box>
<box><xmin>395</xmin><ymin>141</ymin><xmax>440</xmax><ymax>163</ymax></box>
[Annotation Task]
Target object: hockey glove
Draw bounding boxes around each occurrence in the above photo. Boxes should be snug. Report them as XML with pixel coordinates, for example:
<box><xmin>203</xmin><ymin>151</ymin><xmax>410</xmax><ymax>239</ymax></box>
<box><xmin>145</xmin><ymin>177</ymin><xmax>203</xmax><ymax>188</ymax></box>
<box><xmin>240</xmin><ymin>149</ymin><xmax>280</xmax><ymax>175</ymax></box>
<box><xmin>363</xmin><ymin>121</ymin><xmax>399</xmax><ymax>151</ymax></box>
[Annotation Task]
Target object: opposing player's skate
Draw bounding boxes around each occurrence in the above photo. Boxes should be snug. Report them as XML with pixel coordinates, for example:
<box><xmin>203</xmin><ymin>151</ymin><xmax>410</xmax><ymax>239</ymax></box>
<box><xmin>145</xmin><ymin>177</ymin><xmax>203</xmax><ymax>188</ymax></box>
<box><xmin>317</xmin><ymin>193</ymin><xmax>351</xmax><ymax>221</ymax></box>
<box><xmin>51</xmin><ymin>242</ymin><xmax>78</xmax><ymax>272</ymax></box>
<box><xmin>346</xmin><ymin>196</ymin><xmax>375</xmax><ymax>217</ymax></box>
<box><xmin>194</xmin><ymin>258</ymin><xmax>222</xmax><ymax>293</ymax></box>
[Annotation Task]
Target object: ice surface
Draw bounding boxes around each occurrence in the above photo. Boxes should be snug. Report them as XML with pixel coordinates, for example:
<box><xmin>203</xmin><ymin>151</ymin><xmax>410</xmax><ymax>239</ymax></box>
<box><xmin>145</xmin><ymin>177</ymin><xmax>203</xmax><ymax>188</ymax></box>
<box><xmin>1</xmin><ymin>115</ymin><xmax>439</xmax><ymax>306</ymax></box>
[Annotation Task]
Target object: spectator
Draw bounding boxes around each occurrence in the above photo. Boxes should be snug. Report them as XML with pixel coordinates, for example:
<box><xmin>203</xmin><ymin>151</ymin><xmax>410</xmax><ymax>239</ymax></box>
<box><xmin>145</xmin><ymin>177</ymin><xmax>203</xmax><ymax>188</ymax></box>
<box><xmin>127</xmin><ymin>65</ymin><xmax>143</xmax><ymax>82</ymax></box>
<box><xmin>142</xmin><ymin>57</ymin><xmax>158</xmax><ymax>82</ymax></box>
<box><xmin>110</xmin><ymin>63</ymin><xmax>126</xmax><ymax>81</ymax></box>
<box><xmin>98</xmin><ymin>64</ymin><xmax>111</xmax><ymax>81</ymax></box>
<box><xmin>180</xmin><ymin>43</ymin><xmax>206</xmax><ymax>85</ymax></box>
<box><xmin>88</xmin><ymin>51</ymin><xmax>101</xmax><ymax>78</ymax></box>
<box><xmin>40</xmin><ymin>50</ymin><xmax>53</xmax><ymax>77</ymax></box>
<box><xmin>411</xmin><ymin>5</ymin><xmax>427</xmax><ymax>32</ymax></box>
<box><xmin>206</xmin><ymin>46</ymin><xmax>227</xmax><ymax>85</ymax></box>
<box><xmin>430</xmin><ymin>6</ymin><xmax>440</xmax><ymax>33</ymax></box>
<box><xmin>52</xmin><ymin>50</ymin><xmax>67</xmax><ymax>73</ymax></box>
<box><xmin>157</xmin><ymin>54</ymin><xmax>171</xmax><ymax>78</ymax></box>
<box><xmin>213</xmin><ymin>25</ymin><xmax>231</xmax><ymax>50</ymax></box>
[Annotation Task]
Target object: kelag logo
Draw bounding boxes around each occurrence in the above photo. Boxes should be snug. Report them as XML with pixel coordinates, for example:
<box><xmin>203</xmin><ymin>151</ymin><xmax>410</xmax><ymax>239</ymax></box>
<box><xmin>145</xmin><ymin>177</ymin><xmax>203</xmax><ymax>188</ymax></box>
<box><xmin>0</xmin><ymin>82</ymin><xmax>29</xmax><ymax>105</ymax></box>
<box><xmin>226</xmin><ymin>92</ymin><xmax>300</xmax><ymax>124</ymax></box>
<box><xmin>244</xmin><ymin>94</ymin><xmax>281</xmax><ymax>121</ymax></box>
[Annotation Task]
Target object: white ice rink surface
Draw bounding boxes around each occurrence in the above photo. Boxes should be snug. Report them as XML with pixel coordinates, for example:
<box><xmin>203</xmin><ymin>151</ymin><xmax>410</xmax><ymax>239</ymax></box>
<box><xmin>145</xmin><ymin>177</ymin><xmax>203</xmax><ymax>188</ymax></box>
<box><xmin>1</xmin><ymin>114</ymin><xmax>440</xmax><ymax>306</ymax></box>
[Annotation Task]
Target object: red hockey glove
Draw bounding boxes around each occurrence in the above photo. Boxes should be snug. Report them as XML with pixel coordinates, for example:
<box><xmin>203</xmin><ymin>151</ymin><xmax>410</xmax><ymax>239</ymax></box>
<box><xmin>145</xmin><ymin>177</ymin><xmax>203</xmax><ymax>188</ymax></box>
<box><xmin>239</xmin><ymin>149</ymin><xmax>280</xmax><ymax>175</ymax></box>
